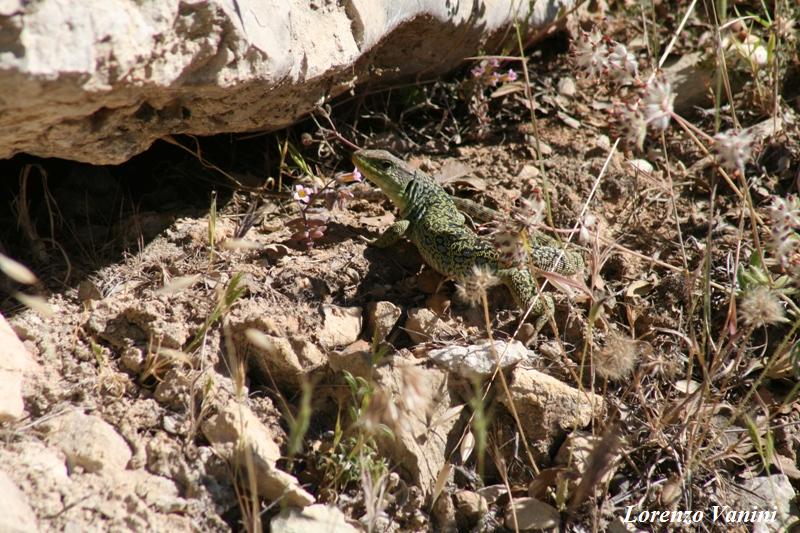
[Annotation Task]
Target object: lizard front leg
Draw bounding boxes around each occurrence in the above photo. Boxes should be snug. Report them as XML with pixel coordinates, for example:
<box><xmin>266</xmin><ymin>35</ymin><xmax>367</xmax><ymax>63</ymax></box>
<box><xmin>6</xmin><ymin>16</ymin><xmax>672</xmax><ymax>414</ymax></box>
<box><xmin>372</xmin><ymin>219</ymin><xmax>410</xmax><ymax>248</ymax></box>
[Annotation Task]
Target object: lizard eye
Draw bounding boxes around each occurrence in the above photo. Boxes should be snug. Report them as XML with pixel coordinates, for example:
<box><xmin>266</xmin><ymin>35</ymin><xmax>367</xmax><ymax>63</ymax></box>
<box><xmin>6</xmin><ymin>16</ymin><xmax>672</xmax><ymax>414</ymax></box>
<box><xmin>380</xmin><ymin>160</ymin><xmax>393</xmax><ymax>171</ymax></box>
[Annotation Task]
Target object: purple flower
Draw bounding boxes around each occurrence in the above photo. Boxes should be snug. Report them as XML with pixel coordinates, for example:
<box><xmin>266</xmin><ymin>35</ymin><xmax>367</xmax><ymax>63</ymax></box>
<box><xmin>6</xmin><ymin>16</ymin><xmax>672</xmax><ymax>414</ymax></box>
<box><xmin>505</xmin><ymin>69</ymin><xmax>518</xmax><ymax>82</ymax></box>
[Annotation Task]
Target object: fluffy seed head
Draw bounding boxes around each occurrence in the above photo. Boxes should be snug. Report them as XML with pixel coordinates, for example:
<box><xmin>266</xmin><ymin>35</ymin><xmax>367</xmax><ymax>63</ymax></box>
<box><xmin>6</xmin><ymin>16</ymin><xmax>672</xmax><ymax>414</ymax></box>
<box><xmin>739</xmin><ymin>287</ymin><xmax>787</xmax><ymax>328</ymax></box>
<box><xmin>456</xmin><ymin>265</ymin><xmax>500</xmax><ymax>307</ymax></box>
<box><xmin>595</xmin><ymin>332</ymin><xmax>639</xmax><ymax>380</ymax></box>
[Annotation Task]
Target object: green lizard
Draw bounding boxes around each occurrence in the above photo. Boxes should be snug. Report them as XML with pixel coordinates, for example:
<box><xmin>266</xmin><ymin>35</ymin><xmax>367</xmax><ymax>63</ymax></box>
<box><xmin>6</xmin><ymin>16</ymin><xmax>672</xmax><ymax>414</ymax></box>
<box><xmin>352</xmin><ymin>149</ymin><xmax>584</xmax><ymax>333</ymax></box>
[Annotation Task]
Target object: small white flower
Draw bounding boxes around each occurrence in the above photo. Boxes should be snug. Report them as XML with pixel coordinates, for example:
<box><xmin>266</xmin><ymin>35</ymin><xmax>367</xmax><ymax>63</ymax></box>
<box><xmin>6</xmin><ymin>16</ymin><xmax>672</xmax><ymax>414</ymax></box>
<box><xmin>607</xmin><ymin>43</ymin><xmax>638</xmax><ymax>82</ymax></box>
<box><xmin>767</xmin><ymin>196</ymin><xmax>800</xmax><ymax>271</ymax></box>
<box><xmin>643</xmin><ymin>76</ymin><xmax>675</xmax><ymax>131</ymax></box>
<box><xmin>618</xmin><ymin>103</ymin><xmax>648</xmax><ymax>149</ymax></box>
<box><xmin>574</xmin><ymin>30</ymin><xmax>609</xmax><ymax>78</ymax></box>
<box><xmin>714</xmin><ymin>130</ymin><xmax>753</xmax><ymax>173</ymax></box>
<box><xmin>752</xmin><ymin>45</ymin><xmax>768</xmax><ymax>67</ymax></box>
<box><xmin>292</xmin><ymin>184</ymin><xmax>315</xmax><ymax>204</ymax></box>
<box><xmin>579</xmin><ymin>213</ymin><xmax>597</xmax><ymax>244</ymax></box>
<box><xmin>456</xmin><ymin>265</ymin><xmax>500</xmax><ymax>306</ymax></box>
<box><xmin>512</xmin><ymin>197</ymin><xmax>545</xmax><ymax>234</ymax></box>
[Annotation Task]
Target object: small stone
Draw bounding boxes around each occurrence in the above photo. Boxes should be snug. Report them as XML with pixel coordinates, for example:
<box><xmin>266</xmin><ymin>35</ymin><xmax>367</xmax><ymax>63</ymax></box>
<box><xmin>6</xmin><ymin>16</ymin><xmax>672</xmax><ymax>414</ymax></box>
<box><xmin>501</xmin><ymin>368</ymin><xmax>605</xmax><ymax>448</ymax></box>
<box><xmin>154</xmin><ymin>368</ymin><xmax>192</xmax><ymax>409</ymax></box>
<box><xmin>372</xmin><ymin>359</ymin><xmax>455</xmax><ymax>498</ymax></box>
<box><xmin>532</xmin><ymin>140</ymin><xmax>552</xmax><ymax>155</ymax></box>
<box><xmin>0</xmin><ymin>371</ymin><xmax>24</xmax><ymax>423</ymax></box>
<box><xmin>14</xmin><ymin>442</ymin><xmax>69</xmax><ymax>518</ymax></box>
<box><xmin>162</xmin><ymin>414</ymin><xmax>186</xmax><ymax>436</ymax></box>
<box><xmin>557</xmin><ymin>76</ymin><xmax>576</xmax><ymax>96</ymax></box>
<box><xmin>77</xmin><ymin>279</ymin><xmax>103</xmax><ymax>302</ymax></box>
<box><xmin>628</xmin><ymin>159</ymin><xmax>654</xmax><ymax>175</ymax></box>
<box><xmin>428</xmin><ymin>340</ymin><xmax>527</xmax><ymax>379</ymax></box>
<box><xmin>405</xmin><ymin>308</ymin><xmax>456</xmax><ymax>344</ymax></box>
<box><xmin>202</xmin><ymin>402</ymin><xmax>314</xmax><ymax>508</ymax></box>
<box><xmin>425</xmin><ymin>293</ymin><xmax>450</xmax><ymax>316</ymax></box>
<box><xmin>264</xmin><ymin>244</ymin><xmax>291</xmax><ymax>262</ymax></box>
<box><xmin>454</xmin><ymin>490</ymin><xmax>488</xmax><ymax>528</ymax></box>
<box><xmin>664</xmin><ymin>51</ymin><xmax>716</xmax><ymax>113</ymax></box>
<box><xmin>248</xmin><ymin>332</ymin><xmax>327</xmax><ymax>385</ymax></box>
<box><xmin>732</xmin><ymin>474</ymin><xmax>797</xmax><ymax>532</ymax></box>
<box><xmin>516</xmin><ymin>164</ymin><xmax>540</xmax><ymax>180</ymax></box>
<box><xmin>120</xmin><ymin>346</ymin><xmax>145</xmax><ymax>373</ymax></box>
<box><xmin>328</xmin><ymin>340</ymin><xmax>373</xmax><ymax>377</ymax></box>
<box><xmin>366</xmin><ymin>301</ymin><xmax>401</xmax><ymax>343</ymax></box>
<box><xmin>271</xmin><ymin>504</ymin><xmax>357</xmax><ymax>533</ymax></box>
<box><xmin>555</xmin><ymin>431</ymin><xmax>619</xmax><ymax>487</ymax></box>
<box><xmin>432</xmin><ymin>492</ymin><xmax>457</xmax><ymax>532</ymax></box>
<box><xmin>202</xmin><ymin>403</ymin><xmax>281</xmax><ymax>463</ymax></box>
<box><xmin>126</xmin><ymin>469</ymin><xmax>187</xmax><ymax>513</ymax></box>
<box><xmin>772</xmin><ymin>454</ymin><xmax>800</xmax><ymax>480</ymax></box>
<box><xmin>416</xmin><ymin>269</ymin><xmax>443</xmax><ymax>294</ymax></box>
<box><xmin>477</xmin><ymin>484</ymin><xmax>507</xmax><ymax>504</ymax></box>
<box><xmin>45</xmin><ymin>409</ymin><xmax>132</xmax><ymax>472</ymax></box>
<box><xmin>537</xmin><ymin>340</ymin><xmax>561</xmax><ymax>359</ymax></box>
<box><xmin>318</xmin><ymin>305</ymin><xmax>362</xmax><ymax>348</ymax></box>
<box><xmin>517</xmin><ymin>323</ymin><xmax>538</xmax><ymax>347</ymax></box>
<box><xmin>505</xmin><ymin>497</ymin><xmax>560</xmax><ymax>531</ymax></box>
<box><xmin>0</xmin><ymin>470</ymin><xmax>38</xmax><ymax>533</ymax></box>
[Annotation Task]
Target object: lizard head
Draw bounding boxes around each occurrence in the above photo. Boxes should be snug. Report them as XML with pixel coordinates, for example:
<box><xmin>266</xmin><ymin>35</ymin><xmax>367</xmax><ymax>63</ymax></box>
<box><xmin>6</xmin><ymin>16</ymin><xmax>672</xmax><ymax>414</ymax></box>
<box><xmin>352</xmin><ymin>149</ymin><xmax>415</xmax><ymax>212</ymax></box>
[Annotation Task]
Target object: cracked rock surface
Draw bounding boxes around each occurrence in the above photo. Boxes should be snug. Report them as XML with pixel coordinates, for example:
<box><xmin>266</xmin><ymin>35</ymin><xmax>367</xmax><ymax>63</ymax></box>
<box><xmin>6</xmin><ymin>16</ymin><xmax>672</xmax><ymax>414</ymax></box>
<box><xmin>0</xmin><ymin>0</ymin><xmax>568</xmax><ymax>163</ymax></box>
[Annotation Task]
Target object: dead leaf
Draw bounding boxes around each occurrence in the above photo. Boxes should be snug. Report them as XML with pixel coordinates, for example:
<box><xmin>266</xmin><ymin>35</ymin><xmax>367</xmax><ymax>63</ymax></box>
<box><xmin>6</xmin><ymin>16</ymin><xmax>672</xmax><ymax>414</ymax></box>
<box><xmin>430</xmin><ymin>404</ymin><xmax>464</xmax><ymax>430</ymax></box>
<box><xmin>490</xmin><ymin>82</ymin><xmax>524</xmax><ymax>98</ymax></box>
<box><xmin>436</xmin><ymin>160</ymin><xmax>486</xmax><ymax>191</ymax></box>
<box><xmin>431</xmin><ymin>462</ymin><xmax>453</xmax><ymax>506</ymax></box>
<box><xmin>460</xmin><ymin>431</ymin><xmax>476</xmax><ymax>463</ymax></box>
<box><xmin>625</xmin><ymin>279</ymin><xmax>652</xmax><ymax>298</ymax></box>
<box><xmin>557</xmin><ymin>110</ymin><xmax>581</xmax><ymax>129</ymax></box>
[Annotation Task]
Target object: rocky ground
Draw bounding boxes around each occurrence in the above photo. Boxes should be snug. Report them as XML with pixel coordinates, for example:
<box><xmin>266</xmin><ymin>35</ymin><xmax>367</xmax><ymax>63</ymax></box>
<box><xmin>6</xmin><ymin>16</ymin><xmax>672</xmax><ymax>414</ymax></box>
<box><xmin>1</xmin><ymin>5</ymin><xmax>800</xmax><ymax>533</ymax></box>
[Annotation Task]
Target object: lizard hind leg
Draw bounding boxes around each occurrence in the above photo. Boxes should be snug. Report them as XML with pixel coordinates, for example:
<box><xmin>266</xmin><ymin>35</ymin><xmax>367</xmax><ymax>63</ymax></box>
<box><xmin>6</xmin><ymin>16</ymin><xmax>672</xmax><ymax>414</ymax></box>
<box><xmin>497</xmin><ymin>266</ymin><xmax>555</xmax><ymax>335</ymax></box>
<box><xmin>528</xmin><ymin>235</ymin><xmax>585</xmax><ymax>276</ymax></box>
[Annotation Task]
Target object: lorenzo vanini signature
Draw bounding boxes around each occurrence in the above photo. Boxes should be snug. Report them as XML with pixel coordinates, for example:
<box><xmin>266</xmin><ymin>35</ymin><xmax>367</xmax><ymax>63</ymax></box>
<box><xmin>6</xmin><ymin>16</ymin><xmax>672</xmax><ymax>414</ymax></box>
<box><xmin>622</xmin><ymin>505</ymin><xmax>778</xmax><ymax>525</ymax></box>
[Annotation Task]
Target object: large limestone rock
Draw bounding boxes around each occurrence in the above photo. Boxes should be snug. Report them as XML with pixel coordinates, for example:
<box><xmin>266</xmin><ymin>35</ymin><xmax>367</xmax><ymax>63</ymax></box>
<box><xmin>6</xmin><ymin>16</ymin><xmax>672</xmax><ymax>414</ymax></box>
<box><xmin>44</xmin><ymin>409</ymin><xmax>132</xmax><ymax>473</ymax></box>
<box><xmin>0</xmin><ymin>313</ymin><xmax>39</xmax><ymax>422</ymax></box>
<box><xmin>0</xmin><ymin>0</ymin><xmax>570</xmax><ymax>164</ymax></box>
<box><xmin>202</xmin><ymin>402</ymin><xmax>314</xmax><ymax>507</ymax></box>
<box><xmin>501</xmin><ymin>368</ymin><xmax>605</xmax><ymax>451</ymax></box>
<box><xmin>0</xmin><ymin>470</ymin><xmax>38</xmax><ymax>533</ymax></box>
